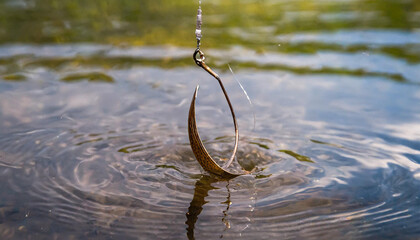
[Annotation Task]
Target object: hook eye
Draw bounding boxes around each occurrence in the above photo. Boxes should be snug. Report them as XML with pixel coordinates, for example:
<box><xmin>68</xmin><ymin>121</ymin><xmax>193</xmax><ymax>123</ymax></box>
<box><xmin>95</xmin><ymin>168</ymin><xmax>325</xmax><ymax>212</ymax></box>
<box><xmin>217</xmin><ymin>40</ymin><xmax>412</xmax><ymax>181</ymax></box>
<box><xmin>193</xmin><ymin>48</ymin><xmax>205</xmax><ymax>67</ymax></box>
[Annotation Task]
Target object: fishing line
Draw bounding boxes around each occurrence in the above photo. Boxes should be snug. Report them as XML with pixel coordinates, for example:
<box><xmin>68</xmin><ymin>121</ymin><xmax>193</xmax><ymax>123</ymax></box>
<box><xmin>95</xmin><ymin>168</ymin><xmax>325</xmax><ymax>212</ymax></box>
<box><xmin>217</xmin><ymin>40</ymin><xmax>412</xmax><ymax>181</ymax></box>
<box><xmin>227</xmin><ymin>64</ymin><xmax>256</xmax><ymax>132</ymax></box>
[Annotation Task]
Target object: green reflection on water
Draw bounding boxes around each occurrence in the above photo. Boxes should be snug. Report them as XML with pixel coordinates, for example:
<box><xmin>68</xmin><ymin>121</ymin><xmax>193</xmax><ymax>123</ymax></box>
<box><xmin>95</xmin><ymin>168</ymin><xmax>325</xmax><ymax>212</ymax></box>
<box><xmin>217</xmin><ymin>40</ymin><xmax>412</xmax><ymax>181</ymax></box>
<box><xmin>61</xmin><ymin>72</ymin><xmax>114</xmax><ymax>83</ymax></box>
<box><xmin>2</xmin><ymin>74</ymin><xmax>27</xmax><ymax>82</ymax></box>
<box><xmin>0</xmin><ymin>0</ymin><xmax>418</xmax><ymax>47</ymax></box>
<box><xmin>0</xmin><ymin>0</ymin><xmax>419</xmax><ymax>82</ymax></box>
<box><xmin>278</xmin><ymin>150</ymin><xmax>314</xmax><ymax>163</ymax></box>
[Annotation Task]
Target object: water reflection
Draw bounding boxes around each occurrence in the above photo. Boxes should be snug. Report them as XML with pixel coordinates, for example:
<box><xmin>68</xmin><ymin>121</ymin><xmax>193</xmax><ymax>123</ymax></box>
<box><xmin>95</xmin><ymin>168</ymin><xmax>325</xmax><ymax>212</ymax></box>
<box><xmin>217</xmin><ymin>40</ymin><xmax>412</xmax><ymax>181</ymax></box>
<box><xmin>186</xmin><ymin>175</ymin><xmax>220</xmax><ymax>240</ymax></box>
<box><xmin>1</xmin><ymin>0</ymin><xmax>420</xmax><ymax>239</ymax></box>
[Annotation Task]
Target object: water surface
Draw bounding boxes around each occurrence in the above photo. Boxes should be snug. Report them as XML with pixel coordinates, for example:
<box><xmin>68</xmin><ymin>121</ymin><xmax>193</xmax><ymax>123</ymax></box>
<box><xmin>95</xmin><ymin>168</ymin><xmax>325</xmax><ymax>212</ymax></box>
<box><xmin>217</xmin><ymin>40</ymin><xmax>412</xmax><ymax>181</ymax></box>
<box><xmin>1</xmin><ymin>0</ymin><xmax>420</xmax><ymax>239</ymax></box>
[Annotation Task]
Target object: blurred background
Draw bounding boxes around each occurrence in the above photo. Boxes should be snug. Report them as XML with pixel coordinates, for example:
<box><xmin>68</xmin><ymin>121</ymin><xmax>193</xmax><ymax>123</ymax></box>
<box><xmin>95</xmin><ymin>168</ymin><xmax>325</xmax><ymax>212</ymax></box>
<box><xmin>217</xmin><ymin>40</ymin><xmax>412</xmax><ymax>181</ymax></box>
<box><xmin>0</xmin><ymin>0</ymin><xmax>420</xmax><ymax>239</ymax></box>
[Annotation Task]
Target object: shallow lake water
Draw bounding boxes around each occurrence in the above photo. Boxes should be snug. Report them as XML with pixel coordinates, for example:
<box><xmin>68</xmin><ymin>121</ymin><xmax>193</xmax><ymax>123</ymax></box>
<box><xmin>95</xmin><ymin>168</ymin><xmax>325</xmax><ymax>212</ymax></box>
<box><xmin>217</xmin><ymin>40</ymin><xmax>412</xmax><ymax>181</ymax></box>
<box><xmin>1</xmin><ymin>0</ymin><xmax>420</xmax><ymax>239</ymax></box>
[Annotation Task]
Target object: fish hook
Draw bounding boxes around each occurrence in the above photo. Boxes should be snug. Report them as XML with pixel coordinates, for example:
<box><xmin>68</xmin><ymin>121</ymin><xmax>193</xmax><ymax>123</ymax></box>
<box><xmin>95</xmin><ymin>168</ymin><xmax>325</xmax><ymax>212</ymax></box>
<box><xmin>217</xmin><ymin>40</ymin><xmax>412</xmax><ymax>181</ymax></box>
<box><xmin>188</xmin><ymin>48</ymin><xmax>243</xmax><ymax>179</ymax></box>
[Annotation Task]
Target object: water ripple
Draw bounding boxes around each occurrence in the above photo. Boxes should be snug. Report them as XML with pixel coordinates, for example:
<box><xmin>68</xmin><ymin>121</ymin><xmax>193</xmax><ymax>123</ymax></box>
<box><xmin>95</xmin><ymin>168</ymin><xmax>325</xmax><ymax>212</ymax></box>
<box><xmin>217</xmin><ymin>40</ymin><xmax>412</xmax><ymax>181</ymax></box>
<box><xmin>0</xmin><ymin>30</ymin><xmax>420</xmax><ymax>239</ymax></box>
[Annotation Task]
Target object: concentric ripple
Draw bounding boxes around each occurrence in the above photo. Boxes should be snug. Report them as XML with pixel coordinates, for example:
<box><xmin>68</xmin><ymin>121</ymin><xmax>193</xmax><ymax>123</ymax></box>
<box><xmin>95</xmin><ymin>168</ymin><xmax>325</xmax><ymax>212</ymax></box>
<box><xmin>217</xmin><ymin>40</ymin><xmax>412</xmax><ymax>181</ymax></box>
<box><xmin>1</xmin><ymin>0</ymin><xmax>420</xmax><ymax>238</ymax></box>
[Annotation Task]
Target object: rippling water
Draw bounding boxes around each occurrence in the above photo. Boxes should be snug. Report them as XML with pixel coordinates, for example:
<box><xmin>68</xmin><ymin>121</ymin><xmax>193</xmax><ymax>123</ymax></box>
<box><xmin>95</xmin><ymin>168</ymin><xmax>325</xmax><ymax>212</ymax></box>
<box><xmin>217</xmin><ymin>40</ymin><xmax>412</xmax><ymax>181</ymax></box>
<box><xmin>1</xmin><ymin>0</ymin><xmax>420</xmax><ymax>239</ymax></box>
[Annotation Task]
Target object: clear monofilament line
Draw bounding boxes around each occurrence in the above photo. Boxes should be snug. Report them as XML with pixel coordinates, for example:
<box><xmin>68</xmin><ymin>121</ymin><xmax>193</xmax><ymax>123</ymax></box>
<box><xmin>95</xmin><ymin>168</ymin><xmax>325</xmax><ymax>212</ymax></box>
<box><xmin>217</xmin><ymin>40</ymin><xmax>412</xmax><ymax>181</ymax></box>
<box><xmin>228</xmin><ymin>64</ymin><xmax>256</xmax><ymax>131</ymax></box>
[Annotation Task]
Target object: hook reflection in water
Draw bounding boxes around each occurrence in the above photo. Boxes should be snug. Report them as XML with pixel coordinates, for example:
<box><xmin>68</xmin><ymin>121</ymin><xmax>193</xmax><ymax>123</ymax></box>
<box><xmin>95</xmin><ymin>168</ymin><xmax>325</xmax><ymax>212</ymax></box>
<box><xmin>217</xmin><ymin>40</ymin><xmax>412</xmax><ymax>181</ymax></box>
<box><xmin>220</xmin><ymin>182</ymin><xmax>232</xmax><ymax>239</ymax></box>
<box><xmin>185</xmin><ymin>176</ymin><xmax>232</xmax><ymax>240</ymax></box>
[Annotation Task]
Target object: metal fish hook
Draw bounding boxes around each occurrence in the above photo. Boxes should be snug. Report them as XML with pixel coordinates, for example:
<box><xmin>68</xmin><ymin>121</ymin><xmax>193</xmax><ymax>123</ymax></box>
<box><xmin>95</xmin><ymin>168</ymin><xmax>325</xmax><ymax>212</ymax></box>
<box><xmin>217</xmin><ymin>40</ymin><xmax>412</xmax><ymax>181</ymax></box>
<box><xmin>188</xmin><ymin>48</ymin><xmax>243</xmax><ymax>179</ymax></box>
